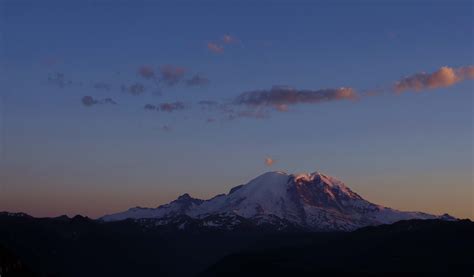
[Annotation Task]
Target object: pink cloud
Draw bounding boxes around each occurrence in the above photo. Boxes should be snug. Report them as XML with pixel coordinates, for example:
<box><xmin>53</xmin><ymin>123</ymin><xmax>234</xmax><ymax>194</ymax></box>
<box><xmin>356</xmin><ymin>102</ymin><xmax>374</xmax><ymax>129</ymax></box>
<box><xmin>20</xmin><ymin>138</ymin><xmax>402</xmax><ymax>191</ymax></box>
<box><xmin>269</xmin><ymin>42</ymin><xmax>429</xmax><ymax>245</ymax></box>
<box><xmin>138</xmin><ymin>65</ymin><xmax>155</xmax><ymax>79</ymax></box>
<box><xmin>160</xmin><ymin>65</ymin><xmax>187</xmax><ymax>86</ymax></box>
<box><xmin>207</xmin><ymin>42</ymin><xmax>224</xmax><ymax>53</ymax></box>
<box><xmin>222</xmin><ymin>34</ymin><xmax>238</xmax><ymax>44</ymax></box>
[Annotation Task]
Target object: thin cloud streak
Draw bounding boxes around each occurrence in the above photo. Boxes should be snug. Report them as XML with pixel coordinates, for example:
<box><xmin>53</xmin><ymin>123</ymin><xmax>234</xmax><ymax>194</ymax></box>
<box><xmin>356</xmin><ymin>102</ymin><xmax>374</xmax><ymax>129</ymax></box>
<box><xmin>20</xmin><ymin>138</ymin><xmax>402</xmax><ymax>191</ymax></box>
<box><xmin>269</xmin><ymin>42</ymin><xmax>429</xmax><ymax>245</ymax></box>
<box><xmin>234</xmin><ymin>86</ymin><xmax>357</xmax><ymax>108</ymax></box>
<box><xmin>81</xmin><ymin>96</ymin><xmax>117</xmax><ymax>107</ymax></box>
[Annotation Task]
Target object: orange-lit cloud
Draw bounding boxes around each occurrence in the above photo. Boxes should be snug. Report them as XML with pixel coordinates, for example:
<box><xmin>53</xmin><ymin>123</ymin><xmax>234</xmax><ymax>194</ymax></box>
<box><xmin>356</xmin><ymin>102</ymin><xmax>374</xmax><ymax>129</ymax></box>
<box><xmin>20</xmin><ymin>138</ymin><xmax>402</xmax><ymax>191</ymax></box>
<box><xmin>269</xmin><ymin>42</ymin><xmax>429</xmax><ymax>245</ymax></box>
<box><xmin>265</xmin><ymin>157</ymin><xmax>275</xmax><ymax>166</ymax></box>
<box><xmin>394</xmin><ymin>66</ymin><xmax>474</xmax><ymax>93</ymax></box>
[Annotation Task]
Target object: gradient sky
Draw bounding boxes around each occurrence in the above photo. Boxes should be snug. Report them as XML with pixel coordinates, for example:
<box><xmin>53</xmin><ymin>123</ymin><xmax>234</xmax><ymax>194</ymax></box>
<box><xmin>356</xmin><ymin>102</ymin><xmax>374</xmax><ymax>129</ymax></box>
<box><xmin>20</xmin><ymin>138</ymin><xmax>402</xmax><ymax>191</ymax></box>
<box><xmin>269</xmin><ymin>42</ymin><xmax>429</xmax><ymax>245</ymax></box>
<box><xmin>1</xmin><ymin>0</ymin><xmax>473</xmax><ymax>219</ymax></box>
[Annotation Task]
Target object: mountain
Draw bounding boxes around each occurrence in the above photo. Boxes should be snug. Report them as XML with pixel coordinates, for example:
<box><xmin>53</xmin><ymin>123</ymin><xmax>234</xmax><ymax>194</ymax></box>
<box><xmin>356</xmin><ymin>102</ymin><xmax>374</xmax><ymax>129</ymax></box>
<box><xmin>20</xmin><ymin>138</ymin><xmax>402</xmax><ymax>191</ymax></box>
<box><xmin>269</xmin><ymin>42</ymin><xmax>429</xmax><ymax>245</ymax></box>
<box><xmin>102</xmin><ymin>171</ymin><xmax>453</xmax><ymax>231</ymax></box>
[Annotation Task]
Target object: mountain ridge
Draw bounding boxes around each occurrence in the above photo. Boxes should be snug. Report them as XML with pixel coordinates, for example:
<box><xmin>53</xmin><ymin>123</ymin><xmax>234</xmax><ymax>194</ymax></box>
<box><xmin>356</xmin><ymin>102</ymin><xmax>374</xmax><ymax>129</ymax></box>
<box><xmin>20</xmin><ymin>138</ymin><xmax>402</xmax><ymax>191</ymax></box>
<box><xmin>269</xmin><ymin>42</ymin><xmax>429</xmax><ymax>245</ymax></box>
<box><xmin>101</xmin><ymin>171</ymin><xmax>455</xmax><ymax>231</ymax></box>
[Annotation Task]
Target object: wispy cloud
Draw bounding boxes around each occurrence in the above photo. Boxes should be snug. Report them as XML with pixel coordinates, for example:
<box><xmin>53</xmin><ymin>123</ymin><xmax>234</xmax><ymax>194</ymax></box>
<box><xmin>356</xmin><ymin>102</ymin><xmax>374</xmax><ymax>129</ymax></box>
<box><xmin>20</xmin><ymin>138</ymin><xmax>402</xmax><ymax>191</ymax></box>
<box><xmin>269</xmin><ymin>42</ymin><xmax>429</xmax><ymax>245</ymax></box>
<box><xmin>47</xmin><ymin>72</ymin><xmax>75</xmax><ymax>88</ymax></box>
<box><xmin>138</xmin><ymin>65</ymin><xmax>155</xmax><ymax>79</ymax></box>
<box><xmin>207</xmin><ymin>42</ymin><xmax>224</xmax><ymax>54</ymax></box>
<box><xmin>207</xmin><ymin>34</ymin><xmax>240</xmax><ymax>54</ymax></box>
<box><xmin>159</xmin><ymin>102</ymin><xmax>185</xmax><ymax>112</ymax></box>
<box><xmin>82</xmin><ymin>96</ymin><xmax>97</xmax><ymax>106</ymax></box>
<box><xmin>186</xmin><ymin>74</ymin><xmax>210</xmax><ymax>87</ymax></box>
<box><xmin>81</xmin><ymin>96</ymin><xmax>117</xmax><ymax>107</ymax></box>
<box><xmin>160</xmin><ymin>65</ymin><xmax>187</xmax><ymax>86</ymax></box>
<box><xmin>394</xmin><ymin>66</ymin><xmax>474</xmax><ymax>93</ymax></box>
<box><xmin>144</xmin><ymin>104</ymin><xmax>157</xmax><ymax>111</ymax></box>
<box><xmin>222</xmin><ymin>34</ymin><xmax>238</xmax><ymax>44</ymax></box>
<box><xmin>137</xmin><ymin>64</ymin><xmax>208</xmax><ymax>92</ymax></box>
<box><xmin>121</xmin><ymin>83</ymin><xmax>146</xmax><ymax>96</ymax></box>
<box><xmin>234</xmin><ymin>85</ymin><xmax>357</xmax><ymax>108</ymax></box>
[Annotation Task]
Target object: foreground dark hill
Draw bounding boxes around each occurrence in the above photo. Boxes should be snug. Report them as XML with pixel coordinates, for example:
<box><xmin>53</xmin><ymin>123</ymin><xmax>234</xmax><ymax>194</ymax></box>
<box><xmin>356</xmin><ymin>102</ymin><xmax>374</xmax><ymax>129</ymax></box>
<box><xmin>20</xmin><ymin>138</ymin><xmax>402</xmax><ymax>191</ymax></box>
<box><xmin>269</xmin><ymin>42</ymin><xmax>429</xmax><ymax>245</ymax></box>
<box><xmin>0</xmin><ymin>212</ymin><xmax>472</xmax><ymax>277</ymax></box>
<box><xmin>0</xmin><ymin>243</ymin><xmax>36</xmax><ymax>277</ymax></box>
<box><xmin>203</xmin><ymin>219</ymin><xmax>474</xmax><ymax>277</ymax></box>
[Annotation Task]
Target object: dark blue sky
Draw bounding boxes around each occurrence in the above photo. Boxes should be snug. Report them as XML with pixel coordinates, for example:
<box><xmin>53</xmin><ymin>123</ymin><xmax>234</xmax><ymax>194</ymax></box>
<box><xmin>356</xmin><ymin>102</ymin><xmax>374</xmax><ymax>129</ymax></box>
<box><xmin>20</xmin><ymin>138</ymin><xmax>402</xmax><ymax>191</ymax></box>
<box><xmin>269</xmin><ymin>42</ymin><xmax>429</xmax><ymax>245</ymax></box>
<box><xmin>1</xmin><ymin>0</ymin><xmax>472</xmax><ymax>218</ymax></box>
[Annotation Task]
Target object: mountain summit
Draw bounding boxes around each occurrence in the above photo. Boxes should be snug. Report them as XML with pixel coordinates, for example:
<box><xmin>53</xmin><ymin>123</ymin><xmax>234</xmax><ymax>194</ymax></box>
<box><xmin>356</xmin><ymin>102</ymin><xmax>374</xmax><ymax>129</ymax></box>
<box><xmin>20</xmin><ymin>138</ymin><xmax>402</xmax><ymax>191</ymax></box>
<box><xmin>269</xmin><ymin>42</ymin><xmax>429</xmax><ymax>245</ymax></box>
<box><xmin>101</xmin><ymin>171</ymin><xmax>453</xmax><ymax>231</ymax></box>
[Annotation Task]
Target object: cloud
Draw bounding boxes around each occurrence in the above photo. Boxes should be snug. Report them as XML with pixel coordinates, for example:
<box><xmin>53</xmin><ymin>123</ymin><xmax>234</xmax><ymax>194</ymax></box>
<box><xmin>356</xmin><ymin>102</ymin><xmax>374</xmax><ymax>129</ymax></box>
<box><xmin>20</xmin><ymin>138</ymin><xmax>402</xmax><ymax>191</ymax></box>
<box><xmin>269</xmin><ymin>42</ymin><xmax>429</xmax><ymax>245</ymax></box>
<box><xmin>47</xmin><ymin>72</ymin><xmax>74</xmax><ymax>88</ymax></box>
<box><xmin>122</xmin><ymin>83</ymin><xmax>146</xmax><ymax>96</ymax></box>
<box><xmin>138</xmin><ymin>65</ymin><xmax>155</xmax><ymax>79</ymax></box>
<box><xmin>186</xmin><ymin>74</ymin><xmax>210</xmax><ymax>86</ymax></box>
<box><xmin>234</xmin><ymin>85</ymin><xmax>357</xmax><ymax>108</ymax></box>
<box><xmin>143</xmin><ymin>102</ymin><xmax>186</xmax><ymax>112</ymax></box>
<box><xmin>207</xmin><ymin>34</ymin><xmax>239</xmax><ymax>54</ymax></box>
<box><xmin>394</xmin><ymin>66</ymin><xmax>474</xmax><ymax>93</ymax></box>
<box><xmin>222</xmin><ymin>34</ymin><xmax>238</xmax><ymax>44</ymax></box>
<box><xmin>102</xmin><ymin>98</ymin><xmax>117</xmax><ymax>105</ymax></box>
<box><xmin>82</xmin><ymin>96</ymin><xmax>98</xmax><ymax>107</ymax></box>
<box><xmin>81</xmin><ymin>96</ymin><xmax>116</xmax><ymax>107</ymax></box>
<box><xmin>159</xmin><ymin>101</ymin><xmax>185</xmax><ymax>112</ymax></box>
<box><xmin>138</xmin><ymin>65</ymin><xmax>209</xmax><ymax>91</ymax></box>
<box><xmin>160</xmin><ymin>65</ymin><xmax>187</xmax><ymax>86</ymax></box>
<box><xmin>265</xmin><ymin>157</ymin><xmax>275</xmax><ymax>166</ymax></box>
<box><xmin>457</xmin><ymin>65</ymin><xmax>474</xmax><ymax>79</ymax></box>
<box><xmin>207</xmin><ymin>42</ymin><xmax>224</xmax><ymax>53</ymax></box>
<box><xmin>144</xmin><ymin>104</ymin><xmax>157</xmax><ymax>111</ymax></box>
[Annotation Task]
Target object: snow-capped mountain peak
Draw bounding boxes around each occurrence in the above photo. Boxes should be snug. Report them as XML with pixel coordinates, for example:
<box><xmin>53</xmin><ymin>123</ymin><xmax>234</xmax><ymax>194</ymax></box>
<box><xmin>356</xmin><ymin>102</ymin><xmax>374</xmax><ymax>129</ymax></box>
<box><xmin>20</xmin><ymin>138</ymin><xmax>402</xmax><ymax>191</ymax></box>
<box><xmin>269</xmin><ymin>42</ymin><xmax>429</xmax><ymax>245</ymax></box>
<box><xmin>101</xmin><ymin>170</ymin><xmax>453</xmax><ymax>231</ymax></box>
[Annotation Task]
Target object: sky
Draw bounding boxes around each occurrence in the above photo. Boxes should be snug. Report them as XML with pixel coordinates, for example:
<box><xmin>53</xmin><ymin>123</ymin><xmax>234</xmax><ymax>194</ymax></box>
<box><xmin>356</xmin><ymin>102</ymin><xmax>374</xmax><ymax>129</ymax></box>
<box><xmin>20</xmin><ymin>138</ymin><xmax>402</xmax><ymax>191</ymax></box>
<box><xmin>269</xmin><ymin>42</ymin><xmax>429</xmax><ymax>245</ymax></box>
<box><xmin>0</xmin><ymin>0</ymin><xmax>473</xmax><ymax>219</ymax></box>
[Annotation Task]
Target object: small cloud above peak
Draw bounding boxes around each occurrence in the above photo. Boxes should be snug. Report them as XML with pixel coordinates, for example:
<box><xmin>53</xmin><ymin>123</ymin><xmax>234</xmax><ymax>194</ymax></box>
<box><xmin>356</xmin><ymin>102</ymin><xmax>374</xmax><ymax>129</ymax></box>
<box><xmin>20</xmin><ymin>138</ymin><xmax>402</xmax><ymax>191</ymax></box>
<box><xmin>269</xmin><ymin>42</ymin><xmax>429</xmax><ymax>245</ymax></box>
<box><xmin>265</xmin><ymin>157</ymin><xmax>275</xmax><ymax>167</ymax></box>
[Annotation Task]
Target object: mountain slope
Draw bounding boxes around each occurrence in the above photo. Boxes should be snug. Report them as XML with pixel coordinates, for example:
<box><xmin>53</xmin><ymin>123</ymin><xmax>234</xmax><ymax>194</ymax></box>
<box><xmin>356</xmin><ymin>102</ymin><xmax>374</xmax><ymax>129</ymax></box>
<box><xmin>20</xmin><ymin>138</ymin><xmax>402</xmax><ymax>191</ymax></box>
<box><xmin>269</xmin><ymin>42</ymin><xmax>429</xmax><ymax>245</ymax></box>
<box><xmin>101</xmin><ymin>171</ymin><xmax>453</xmax><ymax>231</ymax></box>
